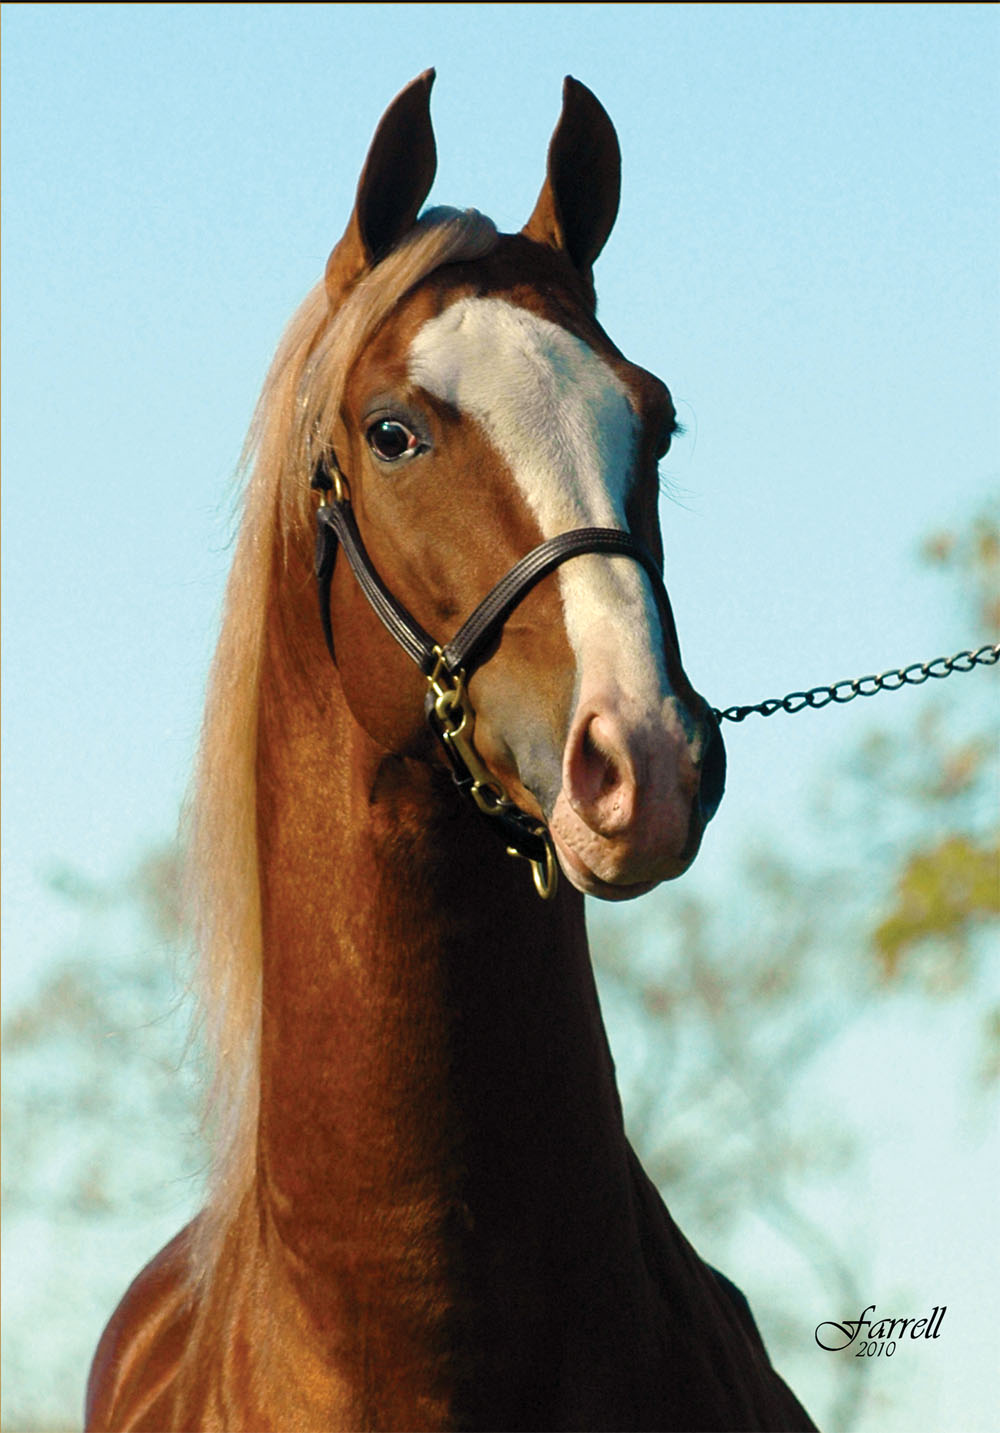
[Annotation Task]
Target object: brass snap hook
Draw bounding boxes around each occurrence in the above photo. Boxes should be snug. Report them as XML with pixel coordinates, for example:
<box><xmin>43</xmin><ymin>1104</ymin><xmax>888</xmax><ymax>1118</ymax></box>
<box><xmin>507</xmin><ymin>828</ymin><xmax>559</xmax><ymax>901</ymax></box>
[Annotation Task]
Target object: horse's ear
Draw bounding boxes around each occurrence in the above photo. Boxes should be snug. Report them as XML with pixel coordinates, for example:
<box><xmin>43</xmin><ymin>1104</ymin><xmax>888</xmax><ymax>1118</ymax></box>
<box><xmin>522</xmin><ymin>77</ymin><xmax>621</xmax><ymax>292</ymax></box>
<box><xmin>325</xmin><ymin>70</ymin><xmax>437</xmax><ymax>304</ymax></box>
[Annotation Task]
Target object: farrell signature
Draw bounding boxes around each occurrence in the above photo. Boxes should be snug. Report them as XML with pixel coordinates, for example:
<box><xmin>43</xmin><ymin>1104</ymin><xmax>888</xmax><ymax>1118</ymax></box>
<box><xmin>815</xmin><ymin>1304</ymin><xmax>946</xmax><ymax>1355</ymax></box>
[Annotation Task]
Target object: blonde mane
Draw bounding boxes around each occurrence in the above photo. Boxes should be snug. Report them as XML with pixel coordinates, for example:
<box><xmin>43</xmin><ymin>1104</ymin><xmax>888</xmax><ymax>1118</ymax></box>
<box><xmin>183</xmin><ymin>207</ymin><xmax>499</xmax><ymax>1284</ymax></box>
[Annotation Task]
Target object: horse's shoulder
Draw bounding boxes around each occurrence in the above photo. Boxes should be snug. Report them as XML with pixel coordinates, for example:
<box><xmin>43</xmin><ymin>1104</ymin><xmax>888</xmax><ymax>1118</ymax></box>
<box><xmin>85</xmin><ymin>1220</ymin><xmax>199</xmax><ymax>1432</ymax></box>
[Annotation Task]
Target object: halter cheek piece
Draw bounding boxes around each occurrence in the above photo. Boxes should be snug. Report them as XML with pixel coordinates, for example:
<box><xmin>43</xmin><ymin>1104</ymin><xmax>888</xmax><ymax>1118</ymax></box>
<box><xmin>312</xmin><ymin>455</ymin><xmax>680</xmax><ymax>901</ymax></box>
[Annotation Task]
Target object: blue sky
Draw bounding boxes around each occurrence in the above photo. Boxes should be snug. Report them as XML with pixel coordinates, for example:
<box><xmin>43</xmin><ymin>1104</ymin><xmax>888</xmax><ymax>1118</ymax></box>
<box><xmin>3</xmin><ymin>5</ymin><xmax>998</xmax><ymax>1429</ymax></box>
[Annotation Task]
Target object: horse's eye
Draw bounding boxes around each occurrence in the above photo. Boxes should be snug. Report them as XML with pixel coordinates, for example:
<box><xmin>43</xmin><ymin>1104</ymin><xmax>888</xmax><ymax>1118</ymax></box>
<box><xmin>367</xmin><ymin>419</ymin><xmax>418</xmax><ymax>462</ymax></box>
<box><xmin>654</xmin><ymin>423</ymin><xmax>674</xmax><ymax>460</ymax></box>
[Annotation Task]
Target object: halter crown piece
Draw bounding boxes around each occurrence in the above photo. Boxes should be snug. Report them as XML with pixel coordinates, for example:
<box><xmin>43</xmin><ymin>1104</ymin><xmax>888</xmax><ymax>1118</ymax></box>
<box><xmin>311</xmin><ymin>453</ymin><xmax>677</xmax><ymax>900</ymax></box>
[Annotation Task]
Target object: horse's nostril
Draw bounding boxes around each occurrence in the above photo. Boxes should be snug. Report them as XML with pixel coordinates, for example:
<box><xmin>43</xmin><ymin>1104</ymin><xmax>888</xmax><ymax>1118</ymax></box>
<box><xmin>698</xmin><ymin>714</ymin><xmax>726</xmax><ymax>823</ymax></box>
<box><xmin>583</xmin><ymin>725</ymin><xmax>621</xmax><ymax>798</ymax></box>
<box><xmin>568</xmin><ymin>713</ymin><xmax>635</xmax><ymax>835</ymax></box>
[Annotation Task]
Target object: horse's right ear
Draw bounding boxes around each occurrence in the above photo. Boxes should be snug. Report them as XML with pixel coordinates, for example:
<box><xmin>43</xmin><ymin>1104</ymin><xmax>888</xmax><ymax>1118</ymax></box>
<box><xmin>325</xmin><ymin>70</ymin><xmax>437</xmax><ymax>305</ymax></box>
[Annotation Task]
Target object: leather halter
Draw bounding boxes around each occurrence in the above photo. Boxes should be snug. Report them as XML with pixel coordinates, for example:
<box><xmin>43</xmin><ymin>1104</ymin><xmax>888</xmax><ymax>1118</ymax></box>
<box><xmin>312</xmin><ymin>455</ymin><xmax>679</xmax><ymax>900</ymax></box>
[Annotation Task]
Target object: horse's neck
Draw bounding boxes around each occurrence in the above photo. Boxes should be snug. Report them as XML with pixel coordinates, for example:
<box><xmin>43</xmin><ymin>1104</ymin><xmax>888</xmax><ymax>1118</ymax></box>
<box><xmin>252</xmin><ymin>591</ymin><xmax>638</xmax><ymax>1344</ymax></box>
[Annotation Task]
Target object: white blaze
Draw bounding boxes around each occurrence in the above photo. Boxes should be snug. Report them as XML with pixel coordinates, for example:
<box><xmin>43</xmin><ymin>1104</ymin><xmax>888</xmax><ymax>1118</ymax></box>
<box><xmin>408</xmin><ymin>297</ymin><xmax>667</xmax><ymax>705</ymax></box>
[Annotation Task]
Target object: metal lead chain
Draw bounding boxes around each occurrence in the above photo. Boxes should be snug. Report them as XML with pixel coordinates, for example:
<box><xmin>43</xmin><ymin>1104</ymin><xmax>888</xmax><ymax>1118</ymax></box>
<box><xmin>714</xmin><ymin>643</ymin><xmax>1000</xmax><ymax>724</ymax></box>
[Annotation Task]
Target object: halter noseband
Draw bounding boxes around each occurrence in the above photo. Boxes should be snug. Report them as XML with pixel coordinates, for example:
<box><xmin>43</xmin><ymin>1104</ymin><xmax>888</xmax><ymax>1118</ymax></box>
<box><xmin>312</xmin><ymin>455</ymin><xmax>677</xmax><ymax>900</ymax></box>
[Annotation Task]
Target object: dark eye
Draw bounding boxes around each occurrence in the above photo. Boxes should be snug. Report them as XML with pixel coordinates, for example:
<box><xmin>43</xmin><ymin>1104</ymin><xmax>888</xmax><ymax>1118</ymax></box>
<box><xmin>366</xmin><ymin>418</ymin><xmax>419</xmax><ymax>462</ymax></box>
<box><xmin>654</xmin><ymin>420</ymin><xmax>675</xmax><ymax>460</ymax></box>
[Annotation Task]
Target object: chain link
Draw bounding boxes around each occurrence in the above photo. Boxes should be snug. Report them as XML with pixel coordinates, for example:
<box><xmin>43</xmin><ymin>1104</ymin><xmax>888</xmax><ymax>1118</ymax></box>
<box><xmin>713</xmin><ymin>643</ymin><xmax>1000</xmax><ymax>724</ymax></box>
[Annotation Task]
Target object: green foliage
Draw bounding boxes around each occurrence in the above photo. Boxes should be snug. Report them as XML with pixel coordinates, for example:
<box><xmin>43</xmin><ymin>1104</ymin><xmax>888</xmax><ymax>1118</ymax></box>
<box><xmin>874</xmin><ymin>835</ymin><xmax>1000</xmax><ymax>980</ymax></box>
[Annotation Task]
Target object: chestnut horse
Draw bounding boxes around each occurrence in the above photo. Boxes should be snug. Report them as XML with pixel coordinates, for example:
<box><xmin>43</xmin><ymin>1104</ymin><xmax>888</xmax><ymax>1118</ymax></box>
<box><xmin>86</xmin><ymin>73</ymin><xmax>815</xmax><ymax>1432</ymax></box>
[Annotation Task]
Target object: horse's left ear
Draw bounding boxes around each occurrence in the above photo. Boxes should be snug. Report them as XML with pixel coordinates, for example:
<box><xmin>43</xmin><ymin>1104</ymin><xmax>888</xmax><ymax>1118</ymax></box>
<box><xmin>522</xmin><ymin>77</ymin><xmax>621</xmax><ymax>294</ymax></box>
<box><xmin>326</xmin><ymin>70</ymin><xmax>438</xmax><ymax>305</ymax></box>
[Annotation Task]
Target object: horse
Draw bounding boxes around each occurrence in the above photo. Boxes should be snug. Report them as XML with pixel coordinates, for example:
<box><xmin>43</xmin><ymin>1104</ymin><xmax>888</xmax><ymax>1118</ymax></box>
<box><xmin>85</xmin><ymin>71</ymin><xmax>815</xmax><ymax>1432</ymax></box>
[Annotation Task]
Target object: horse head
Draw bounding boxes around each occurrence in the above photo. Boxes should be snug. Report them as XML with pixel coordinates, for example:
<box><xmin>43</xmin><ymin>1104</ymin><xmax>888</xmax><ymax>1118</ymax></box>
<box><xmin>312</xmin><ymin>70</ymin><xmax>725</xmax><ymax>901</ymax></box>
